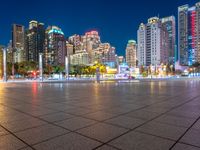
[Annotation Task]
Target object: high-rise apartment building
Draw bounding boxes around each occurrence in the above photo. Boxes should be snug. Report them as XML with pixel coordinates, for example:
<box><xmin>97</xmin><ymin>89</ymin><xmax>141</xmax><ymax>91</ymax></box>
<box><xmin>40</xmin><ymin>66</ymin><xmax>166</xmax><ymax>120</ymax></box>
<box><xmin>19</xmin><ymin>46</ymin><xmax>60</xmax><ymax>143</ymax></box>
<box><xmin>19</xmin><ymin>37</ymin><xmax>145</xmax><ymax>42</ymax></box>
<box><xmin>68</xmin><ymin>31</ymin><xmax>116</xmax><ymax>67</ymax></box>
<box><xmin>26</xmin><ymin>20</ymin><xmax>45</xmax><ymax>62</ymax></box>
<box><xmin>68</xmin><ymin>34</ymin><xmax>82</xmax><ymax>54</ymax></box>
<box><xmin>137</xmin><ymin>17</ymin><xmax>170</xmax><ymax>66</ymax></box>
<box><xmin>93</xmin><ymin>43</ymin><xmax>116</xmax><ymax>68</ymax></box>
<box><xmin>178</xmin><ymin>2</ymin><xmax>200</xmax><ymax>66</ymax></box>
<box><xmin>6</xmin><ymin>40</ymin><xmax>13</xmax><ymax>63</ymax></box>
<box><xmin>12</xmin><ymin>24</ymin><xmax>26</xmax><ymax>63</ymax></box>
<box><xmin>70</xmin><ymin>50</ymin><xmax>89</xmax><ymax>65</ymax></box>
<box><xmin>137</xmin><ymin>23</ymin><xmax>146</xmax><ymax>66</ymax></box>
<box><xmin>82</xmin><ymin>31</ymin><xmax>101</xmax><ymax>63</ymax></box>
<box><xmin>45</xmin><ymin>26</ymin><xmax>66</xmax><ymax>66</ymax></box>
<box><xmin>126</xmin><ymin>40</ymin><xmax>137</xmax><ymax>67</ymax></box>
<box><xmin>66</xmin><ymin>42</ymin><xmax>74</xmax><ymax>56</ymax></box>
<box><xmin>161</xmin><ymin>16</ymin><xmax>176</xmax><ymax>64</ymax></box>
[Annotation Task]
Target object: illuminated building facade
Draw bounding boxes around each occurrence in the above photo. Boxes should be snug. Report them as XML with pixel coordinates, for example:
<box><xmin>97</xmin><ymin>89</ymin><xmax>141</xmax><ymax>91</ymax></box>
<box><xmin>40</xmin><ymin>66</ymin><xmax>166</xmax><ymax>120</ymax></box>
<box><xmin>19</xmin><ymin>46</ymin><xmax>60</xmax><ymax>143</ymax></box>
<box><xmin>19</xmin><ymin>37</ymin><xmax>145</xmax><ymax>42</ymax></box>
<box><xmin>137</xmin><ymin>17</ymin><xmax>170</xmax><ymax>66</ymax></box>
<box><xmin>178</xmin><ymin>2</ymin><xmax>200</xmax><ymax>66</ymax></box>
<box><xmin>137</xmin><ymin>23</ymin><xmax>146</xmax><ymax>66</ymax></box>
<box><xmin>82</xmin><ymin>31</ymin><xmax>101</xmax><ymax>63</ymax></box>
<box><xmin>161</xmin><ymin>16</ymin><xmax>176</xmax><ymax>64</ymax></box>
<box><xmin>70</xmin><ymin>50</ymin><xmax>89</xmax><ymax>65</ymax></box>
<box><xmin>118</xmin><ymin>56</ymin><xmax>125</xmax><ymax>64</ymax></box>
<box><xmin>12</xmin><ymin>24</ymin><xmax>26</xmax><ymax>63</ymax></box>
<box><xmin>93</xmin><ymin>43</ymin><xmax>117</xmax><ymax>68</ymax></box>
<box><xmin>126</xmin><ymin>40</ymin><xmax>137</xmax><ymax>67</ymax></box>
<box><xmin>66</xmin><ymin>42</ymin><xmax>74</xmax><ymax>56</ymax></box>
<box><xmin>68</xmin><ymin>31</ymin><xmax>116</xmax><ymax>67</ymax></box>
<box><xmin>6</xmin><ymin>40</ymin><xmax>13</xmax><ymax>63</ymax></box>
<box><xmin>26</xmin><ymin>20</ymin><xmax>45</xmax><ymax>62</ymax></box>
<box><xmin>68</xmin><ymin>34</ymin><xmax>82</xmax><ymax>54</ymax></box>
<box><xmin>45</xmin><ymin>26</ymin><xmax>66</xmax><ymax>66</ymax></box>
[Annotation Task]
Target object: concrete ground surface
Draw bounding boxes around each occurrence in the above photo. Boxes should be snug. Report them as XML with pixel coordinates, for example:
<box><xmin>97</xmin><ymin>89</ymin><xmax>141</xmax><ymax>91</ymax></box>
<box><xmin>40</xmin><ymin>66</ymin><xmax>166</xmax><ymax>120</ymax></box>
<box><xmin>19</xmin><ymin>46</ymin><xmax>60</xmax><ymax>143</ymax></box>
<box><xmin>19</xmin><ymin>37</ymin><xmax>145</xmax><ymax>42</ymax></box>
<box><xmin>0</xmin><ymin>79</ymin><xmax>200</xmax><ymax>150</ymax></box>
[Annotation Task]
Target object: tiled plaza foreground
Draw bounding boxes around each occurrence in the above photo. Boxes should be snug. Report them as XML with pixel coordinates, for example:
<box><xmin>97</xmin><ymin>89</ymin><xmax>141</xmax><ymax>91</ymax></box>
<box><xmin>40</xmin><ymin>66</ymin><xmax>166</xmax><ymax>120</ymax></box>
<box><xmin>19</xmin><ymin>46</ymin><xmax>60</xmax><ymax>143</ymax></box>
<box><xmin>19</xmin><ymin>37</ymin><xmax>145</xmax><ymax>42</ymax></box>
<box><xmin>0</xmin><ymin>79</ymin><xmax>200</xmax><ymax>150</ymax></box>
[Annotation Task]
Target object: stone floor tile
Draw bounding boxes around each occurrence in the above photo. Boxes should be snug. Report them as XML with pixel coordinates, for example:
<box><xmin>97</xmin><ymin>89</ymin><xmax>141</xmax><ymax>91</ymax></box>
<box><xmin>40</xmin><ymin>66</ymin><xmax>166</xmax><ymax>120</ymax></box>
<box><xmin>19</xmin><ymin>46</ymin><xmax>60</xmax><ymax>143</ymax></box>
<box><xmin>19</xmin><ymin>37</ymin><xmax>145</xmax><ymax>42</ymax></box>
<box><xmin>15</xmin><ymin>124</ymin><xmax>69</xmax><ymax>145</ymax></box>
<box><xmin>110</xmin><ymin>131</ymin><xmax>174</xmax><ymax>150</ymax></box>
<box><xmin>172</xmin><ymin>143</ymin><xmax>200</xmax><ymax>150</ymax></box>
<box><xmin>55</xmin><ymin>117</ymin><xmax>97</xmax><ymax>131</ymax></box>
<box><xmin>105</xmin><ymin>116</ymin><xmax>145</xmax><ymax>129</ymax></box>
<box><xmin>39</xmin><ymin>112</ymin><xmax>74</xmax><ymax>123</ymax></box>
<box><xmin>77</xmin><ymin>123</ymin><xmax>128</xmax><ymax>143</ymax></box>
<box><xmin>0</xmin><ymin>134</ymin><xmax>26</xmax><ymax>150</ymax></box>
<box><xmin>136</xmin><ymin>122</ymin><xmax>187</xmax><ymax>140</ymax></box>
<box><xmin>34</xmin><ymin>132</ymin><xmax>101</xmax><ymax>150</ymax></box>
<box><xmin>180</xmin><ymin>129</ymin><xmax>200</xmax><ymax>147</ymax></box>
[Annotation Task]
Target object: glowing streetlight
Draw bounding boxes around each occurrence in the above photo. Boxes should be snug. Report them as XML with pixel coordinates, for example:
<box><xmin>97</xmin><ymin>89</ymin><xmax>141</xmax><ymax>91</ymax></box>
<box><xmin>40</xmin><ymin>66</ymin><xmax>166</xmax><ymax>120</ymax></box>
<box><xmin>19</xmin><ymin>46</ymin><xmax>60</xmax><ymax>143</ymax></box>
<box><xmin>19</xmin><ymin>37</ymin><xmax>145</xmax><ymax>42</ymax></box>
<box><xmin>65</xmin><ymin>56</ymin><xmax>69</xmax><ymax>80</ymax></box>
<box><xmin>39</xmin><ymin>53</ymin><xmax>43</xmax><ymax>81</ymax></box>
<box><xmin>3</xmin><ymin>48</ymin><xmax>7</xmax><ymax>82</ymax></box>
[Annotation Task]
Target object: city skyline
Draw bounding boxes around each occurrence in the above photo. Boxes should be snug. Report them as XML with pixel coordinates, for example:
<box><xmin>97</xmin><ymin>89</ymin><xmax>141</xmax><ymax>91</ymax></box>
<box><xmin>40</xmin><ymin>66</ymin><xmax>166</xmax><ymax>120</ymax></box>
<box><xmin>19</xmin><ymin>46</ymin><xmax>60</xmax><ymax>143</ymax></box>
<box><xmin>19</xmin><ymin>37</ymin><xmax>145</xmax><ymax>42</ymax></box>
<box><xmin>0</xmin><ymin>0</ymin><xmax>198</xmax><ymax>56</ymax></box>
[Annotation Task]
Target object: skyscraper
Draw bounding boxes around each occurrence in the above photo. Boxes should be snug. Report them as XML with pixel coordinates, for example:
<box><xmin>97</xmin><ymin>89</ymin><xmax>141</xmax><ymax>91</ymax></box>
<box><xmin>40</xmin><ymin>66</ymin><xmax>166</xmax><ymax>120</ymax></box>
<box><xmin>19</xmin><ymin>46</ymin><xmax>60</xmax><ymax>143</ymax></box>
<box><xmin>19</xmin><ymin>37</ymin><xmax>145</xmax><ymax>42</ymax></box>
<box><xmin>68</xmin><ymin>34</ymin><xmax>82</xmax><ymax>54</ymax></box>
<box><xmin>12</xmin><ymin>24</ymin><xmax>26</xmax><ymax>63</ymax></box>
<box><xmin>82</xmin><ymin>31</ymin><xmax>101</xmax><ymax>63</ymax></box>
<box><xmin>66</xmin><ymin>42</ymin><xmax>74</xmax><ymax>56</ymax></box>
<box><xmin>6</xmin><ymin>40</ymin><xmax>13</xmax><ymax>63</ymax></box>
<box><xmin>45</xmin><ymin>26</ymin><xmax>66</xmax><ymax>66</ymax></box>
<box><xmin>178</xmin><ymin>2</ymin><xmax>200</xmax><ymax>66</ymax></box>
<box><xmin>68</xmin><ymin>31</ymin><xmax>116</xmax><ymax>67</ymax></box>
<box><xmin>137</xmin><ymin>17</ymin><xmax>170</xmax><ymax>67</ymax></box>
<box><xmin>161</xmin><ymin>16</ymin><xmax>176</xmax><ymax>64</ymax></box>
<box><xmin>126</xmin><ymin>40</ymin><xmax>137</xmax><ymax>67</ymax></box>
<box><xmin>26</xmin><ymin>20</ymin><xmax>45</xmax><ymax>62</ymax></box>
<box><xmin>137</xmin><ymin>23</ymin><xmax>146</xmax><ymax>66</ymax></box>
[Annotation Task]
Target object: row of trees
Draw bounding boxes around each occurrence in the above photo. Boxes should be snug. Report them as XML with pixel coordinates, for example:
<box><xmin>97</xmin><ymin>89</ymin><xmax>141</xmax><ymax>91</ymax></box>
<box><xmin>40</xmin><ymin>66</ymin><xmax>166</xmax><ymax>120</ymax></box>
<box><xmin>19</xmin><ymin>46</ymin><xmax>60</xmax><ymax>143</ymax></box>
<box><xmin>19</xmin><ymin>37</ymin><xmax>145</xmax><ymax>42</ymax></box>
<box><xmin>6</xmin><ymin>61</ymin><xmax>107</xmax><ymax>77</ymax></box>
<box><xmin>139</xmin><ymin>64</ymin><xmax>175</xmax><ymax>77</ymax></box>
<box><xmin>70</xmin><ymin>63</ymin><xmax>106</xmax><ymax>76</ymax></box>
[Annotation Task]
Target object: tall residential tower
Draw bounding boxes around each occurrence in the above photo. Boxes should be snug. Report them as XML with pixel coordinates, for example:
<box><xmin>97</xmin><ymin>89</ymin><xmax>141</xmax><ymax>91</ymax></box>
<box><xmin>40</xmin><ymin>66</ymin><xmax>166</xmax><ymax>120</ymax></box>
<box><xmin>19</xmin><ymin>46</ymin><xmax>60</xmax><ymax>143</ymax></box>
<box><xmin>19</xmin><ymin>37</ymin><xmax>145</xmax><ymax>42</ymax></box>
<box><xmin>45</xmin><ymin>26</ymin><xmax>66</xmax><ymax>66</ymax></box>
<box><xmin>137</xmin><ymin>16</ymin><xmax>174</xmax><ymax>67</ymax></box>
<box><xmin>26</xmin><ymin>20</ymin><xmax>45</xmax><ymax>62</ymax></box>
<box><xmin>12</xmin><ymin>24</ymin><xmax>26</xmax><ymax>63</ymax></box>
<box><xmin>178</xmin><ymin>2</ymin><xmax>200</xmax><ymax>66</ymax></box>
<box><xmin>126</xmin><ymin>40</ymin><xmax>137</xmax><ymax>67</ymax></box>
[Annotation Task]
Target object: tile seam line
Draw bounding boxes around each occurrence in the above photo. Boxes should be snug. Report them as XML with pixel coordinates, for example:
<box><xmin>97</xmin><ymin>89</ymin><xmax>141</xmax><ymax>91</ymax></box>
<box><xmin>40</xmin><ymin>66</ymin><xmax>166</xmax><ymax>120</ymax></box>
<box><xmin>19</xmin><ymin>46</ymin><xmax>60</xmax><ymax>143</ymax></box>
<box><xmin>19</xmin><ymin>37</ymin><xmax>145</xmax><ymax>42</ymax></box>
<box><xmin>0</xmin><ymin>124</ymin><xmax>36</xmax><ymax>150</ymax></box>
<box><xmin>93</xmin><ymin>94</ymin><xmax>200</xmax><ymax>150</ymax></box>
<box><xmin>0</xmin><ymin>103</ymin><xmax>106</xmax><ymax>146</ymax></box>
<box><xmin>169</xmin><ymin>115</ymin><xmax>200</xmax><ymax>149</ymax></box>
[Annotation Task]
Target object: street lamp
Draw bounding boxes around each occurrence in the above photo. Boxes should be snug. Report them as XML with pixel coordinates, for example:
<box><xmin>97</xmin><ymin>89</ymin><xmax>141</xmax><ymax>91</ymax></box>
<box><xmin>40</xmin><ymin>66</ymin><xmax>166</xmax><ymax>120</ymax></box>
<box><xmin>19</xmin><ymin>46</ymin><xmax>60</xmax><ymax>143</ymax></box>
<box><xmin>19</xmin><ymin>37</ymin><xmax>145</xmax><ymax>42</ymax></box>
<box><xmin>39</xmin><ymin>53</ymin><xmax>43</xmax><ymax>81</ymax></box>
<box><xmin>3</xmin><ymin>48</ymin><xmax>7</xmax><ymax>82</ymax></box>
<box><xmin>65</xmin><ymin>56</ymin><xmax>69</xmax><ymax>80</ymax></box>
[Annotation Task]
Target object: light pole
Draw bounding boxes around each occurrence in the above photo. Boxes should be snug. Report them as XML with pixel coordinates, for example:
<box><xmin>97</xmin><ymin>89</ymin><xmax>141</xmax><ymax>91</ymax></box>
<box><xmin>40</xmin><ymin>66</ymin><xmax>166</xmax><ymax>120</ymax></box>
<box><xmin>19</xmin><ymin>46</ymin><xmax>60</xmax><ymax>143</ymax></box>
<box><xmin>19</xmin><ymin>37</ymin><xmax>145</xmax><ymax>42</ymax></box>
<box><xmin>11</xmin><ymin>48</ymin><xmax>17</xmax><ymax>79</ymax></box>
<box><xmin>3</xmin><ymin>48</ymin><xmax>7</xmax><ymax>82</ymax></box>
<box><xmin>65</xmin><ymin>56</ymin><xmax>69</xmax><ymax>80</ymax></box>
<box><xmin>39</xmin><ymin>53</ymin><xmax>43</xmax><ymax>81</ymax></box>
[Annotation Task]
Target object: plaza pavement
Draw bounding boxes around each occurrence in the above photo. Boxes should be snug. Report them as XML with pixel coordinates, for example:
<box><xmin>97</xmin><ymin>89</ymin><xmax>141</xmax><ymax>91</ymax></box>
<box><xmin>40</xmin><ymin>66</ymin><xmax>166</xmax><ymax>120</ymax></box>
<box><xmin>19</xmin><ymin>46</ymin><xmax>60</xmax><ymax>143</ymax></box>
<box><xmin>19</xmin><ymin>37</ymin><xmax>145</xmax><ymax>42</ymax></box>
<box><xmin>0</xmin><ymin>79</ymin><xmax>200</xmax><ymax>150</ymax></box>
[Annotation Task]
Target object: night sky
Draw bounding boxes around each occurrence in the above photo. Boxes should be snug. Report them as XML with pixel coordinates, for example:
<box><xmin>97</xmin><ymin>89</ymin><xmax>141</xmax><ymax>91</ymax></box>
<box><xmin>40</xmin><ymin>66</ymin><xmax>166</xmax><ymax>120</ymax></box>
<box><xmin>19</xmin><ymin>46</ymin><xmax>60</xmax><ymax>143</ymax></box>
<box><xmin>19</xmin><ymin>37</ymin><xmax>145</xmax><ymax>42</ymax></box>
<box><xmin>0</xmin><ymin>0</ymin><xmax>198</xmax><ymax>55</ymax></box>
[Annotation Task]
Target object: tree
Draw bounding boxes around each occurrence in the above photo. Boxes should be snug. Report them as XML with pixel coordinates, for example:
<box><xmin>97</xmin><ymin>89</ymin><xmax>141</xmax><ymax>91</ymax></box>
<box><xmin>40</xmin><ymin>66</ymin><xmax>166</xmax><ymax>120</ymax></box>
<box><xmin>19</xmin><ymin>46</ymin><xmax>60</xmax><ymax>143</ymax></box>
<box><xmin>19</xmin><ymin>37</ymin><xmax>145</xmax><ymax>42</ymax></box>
<box><xmin>7</xmin><ymin>62</ymin><xmax>12</xmax><ymax>76</ymax></box>
<box><xmin>140</xmin><ymin>65</ymin><xmax>145</xmax><ymax>75</ymax></box>
<box><xmin>44</xmin><ymin>64</ymin><xmax>53</xmax><ymax>75</ymax></box>
<box><xmin>52</xmin><ymin>65</ymin><xmax>65</xmax><ymax>74</ymax></box>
